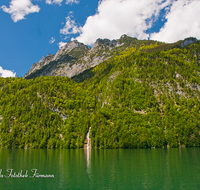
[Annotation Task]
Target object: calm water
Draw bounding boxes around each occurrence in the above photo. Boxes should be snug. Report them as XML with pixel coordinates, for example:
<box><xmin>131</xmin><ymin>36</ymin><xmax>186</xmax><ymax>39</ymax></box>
<box><xmin>0</xmin><ymin>148</ymin><xmax>200</xmax><ymax>190</ymax></box>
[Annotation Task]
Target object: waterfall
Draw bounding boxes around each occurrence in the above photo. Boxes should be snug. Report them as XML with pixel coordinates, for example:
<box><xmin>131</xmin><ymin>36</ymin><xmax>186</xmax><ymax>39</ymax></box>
<box><xmin>86</xmin><ymin>127</ymin><xmax>91</xmax><ymax>149</ymax></box>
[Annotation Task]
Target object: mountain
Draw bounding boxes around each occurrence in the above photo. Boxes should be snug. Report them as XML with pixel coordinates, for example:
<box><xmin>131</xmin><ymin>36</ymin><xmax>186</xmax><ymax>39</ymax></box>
<box><xmin>24</xmin><ymin>35</ymin><xmax>163</xmax><ymax>79</ymax></box>
<box><xmin>24</xmin><ymin>38</ymin><xmax>115</xmax><ymax>79</ymax></box>
<box><xmin>0</xmin><ymin>35</ymin><xmax>200</xmax><ymax>149</ymax></box>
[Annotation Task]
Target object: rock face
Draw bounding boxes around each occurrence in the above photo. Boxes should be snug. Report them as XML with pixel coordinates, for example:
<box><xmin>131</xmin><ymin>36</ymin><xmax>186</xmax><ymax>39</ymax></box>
<box><xmin>24</xmin><ymin>37</ymin><xmax>124</xmax><ymax>79</ymax></box>
<box><xmin>24</xmin><ymin>54</ymin><xmax>54</xmax><ymax>78</ymax></box>
<box><xmin>24</xmin><ymin>35</ymin><xmax>198</xmax><ymax>79</ymax></box>
<box><xmin>181</xmin><ymin>37</ymin><xmax>198</xmax><ymax>47</ymax></box>
<box><xmin>92</xmin><ymin>38</ymin><xmax>118</xmax><ymax>49</ymax></box>
<box><xmin>52</xmin><ymin>40</ymin><xmax>87</xmax><ymax>61</ymax></box>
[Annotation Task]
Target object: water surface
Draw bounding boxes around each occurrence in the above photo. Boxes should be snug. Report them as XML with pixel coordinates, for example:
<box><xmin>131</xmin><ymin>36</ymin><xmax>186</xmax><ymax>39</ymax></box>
<box><xmin>0</xmin><ymin>148</ymin><xmax>200</xmax><ymax>190</ymax></box>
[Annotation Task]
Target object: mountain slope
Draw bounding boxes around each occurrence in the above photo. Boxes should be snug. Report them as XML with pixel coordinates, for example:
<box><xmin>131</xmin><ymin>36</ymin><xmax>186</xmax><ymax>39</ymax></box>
<box><xmin>0</xmin><ymin>36</ymin><xmax>200</xmax><ymax>149</ymax></box>
<box><xmin>81</xmin><ymin>39</ymin><xmax>200</xmax><ymax>148</ymax></box>
<box><xmin>24</xmin><ymin>35</ymin><xmax>163</xmax><ymax>79</ymax></box>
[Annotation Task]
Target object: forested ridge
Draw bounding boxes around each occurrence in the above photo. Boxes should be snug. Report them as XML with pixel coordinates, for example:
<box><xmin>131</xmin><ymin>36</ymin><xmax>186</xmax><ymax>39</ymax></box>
<box><xmin>1</xmin><ymin>36</ymin><xmax>200</xmax><ymax>149</ymax></box>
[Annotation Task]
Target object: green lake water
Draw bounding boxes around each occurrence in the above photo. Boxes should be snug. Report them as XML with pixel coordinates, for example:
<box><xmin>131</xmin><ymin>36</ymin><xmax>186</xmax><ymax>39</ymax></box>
<box><xmin>0</xmin><ymin>148</ymin><xmax>200</xmax><ymax>190</ymax></box>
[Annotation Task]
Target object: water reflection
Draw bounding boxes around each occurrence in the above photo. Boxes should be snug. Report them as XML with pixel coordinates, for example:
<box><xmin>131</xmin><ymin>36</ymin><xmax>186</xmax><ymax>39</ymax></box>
<box><xmin>84</xmin><ymin>147</ymin><xmax>91</xmax><ymax>176</ymax></box>
<box><xmin>1</xmin><ymin>148</ymin><xmax>200</xmax><ymax>189</ymax></box>
<box><xmin>84</xmin><ymin>126</ymin><xmax>91</xmax><ymax>177</ymax></box>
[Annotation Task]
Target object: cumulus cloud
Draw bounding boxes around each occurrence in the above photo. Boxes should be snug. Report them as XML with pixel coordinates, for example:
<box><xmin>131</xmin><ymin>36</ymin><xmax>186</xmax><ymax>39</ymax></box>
<box><xmin>46</xmin><ymin>0</ymin><xmax>63</xmax><ymax>6</ymax></box>
<box><xmin>75</xmin><ymin>0</ymin><xmax>172</xmax><ymax>45</ymax></box>
<box><xmin>1</xmin><ymin>0</ymin><xmax>40</xmax><ymax>22</ymax></box>
<box><xmin>60</xmin><ymin>15</ymin><xmax>81</xmax><ymax>36</ymax></box>
<box><xmin>49</xmin><ymin>37</ymin><xmax>56</xmax><ymax>44</ymax></box>
<box><xmin>0</xmin><ymin>66</ymin><xmax>16</xmax><ymax>78</ymax></box>
<box><xmin>66</xmin><ymin>0</ymin><xmax>79</xmax><ymax>5</ymax></box>
<box><xmin>58</xmin><ymin>41</ymin><xmax>67</xmax><ymax>48</ymax></box>
<box><xmin>151</xmin><ymin>0</ymin><xmax>200</xmax><ymax>43</ymax></box>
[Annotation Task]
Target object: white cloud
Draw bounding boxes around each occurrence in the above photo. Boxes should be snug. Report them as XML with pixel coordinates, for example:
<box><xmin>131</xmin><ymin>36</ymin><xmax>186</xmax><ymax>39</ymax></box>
<box><xmin>1</xmin><ymin>0</ymin><xmax>40</xmax><ymax>22</ymax></box>
<box><xmin>66</xmin><ymin>0</ymin><xmax>79</xmax><ymax>5</ymax></box>
<box><xmin>49</xmin><ymin>37</ymin><xmax>55</xmax><ymax>44</ymax></box>
<box><xmin>0</xmin><ymin>66</ymin><xmax>16</xmax><ymax>78</ymax></box>
<box><xmin>58</xmin><ymin>41</ymin><xmax>67</xmax><ymax>48</ymax></box>
<box><xmin>46</xmin><ymin>0</ymin><xmax>52</xmax><ymax>4</ymax></box>
<box><xmin>46</xmin><ymin>0</ymin><xmax>63</xmax><ymax>5</ymax></box>
<box><xmin>46</xmin><ymin>0</ymin><xmax>79</xmax><ymax>5</ymax></box>
<box><xmin>75</xmin><ymin>0</ymin><xmax>172</xmax><ymax>45</ymax></box>
<box><xmin>151</xmin><ymin>0</ymin><xmax>200</xmax><ymax>43</ymax></box>
<box><xmin>60</xmin><ymin>15</ymin><xmax>81</xmax><ymax>36</ymax></box>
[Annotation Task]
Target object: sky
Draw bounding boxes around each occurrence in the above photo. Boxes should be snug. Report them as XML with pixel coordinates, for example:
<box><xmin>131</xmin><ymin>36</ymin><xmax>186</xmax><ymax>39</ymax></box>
<box><xmin>0</xmin><ymin>0</ymin><xmax>200</xmax><ymax>78</ymax></box>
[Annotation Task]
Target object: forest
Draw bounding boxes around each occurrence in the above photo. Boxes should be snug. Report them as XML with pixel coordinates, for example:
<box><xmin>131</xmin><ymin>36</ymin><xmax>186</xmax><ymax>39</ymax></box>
<box><xmin>0</xmin><ymin>37</ymin><xmax>200</xmax><ymax>149</ymax></box>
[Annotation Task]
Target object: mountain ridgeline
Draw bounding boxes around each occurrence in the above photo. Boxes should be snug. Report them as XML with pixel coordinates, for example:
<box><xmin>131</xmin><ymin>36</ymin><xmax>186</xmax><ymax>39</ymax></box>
<box><xmin>24</xmin><ymin>35</ymin><xmax>164</xmax><ymax>79</ymax></box>
<box><xmin>1</xmin><ymin>35</ymin><xmax>200</xmax><ymax>149</ymax></box>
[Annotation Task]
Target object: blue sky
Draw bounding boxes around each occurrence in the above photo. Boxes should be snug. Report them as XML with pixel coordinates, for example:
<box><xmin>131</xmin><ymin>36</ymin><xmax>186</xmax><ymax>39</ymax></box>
<box><xmin>0</xmin><ymin>0</ymin><xmax>200</xmax><ymax>77</ymax></box>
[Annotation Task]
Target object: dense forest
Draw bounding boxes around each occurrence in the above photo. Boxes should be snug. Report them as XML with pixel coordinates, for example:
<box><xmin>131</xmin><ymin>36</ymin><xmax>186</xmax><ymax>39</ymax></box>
<box><xmin>0</xmin><ymin>36</ymin><xmax>200</xmax><ymax>149</ymax></box>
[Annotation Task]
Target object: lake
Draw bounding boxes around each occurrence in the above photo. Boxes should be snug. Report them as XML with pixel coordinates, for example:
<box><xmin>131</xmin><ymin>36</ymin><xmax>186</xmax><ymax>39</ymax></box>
<box><xmin>0</xmin><ymin>148</ymin><xmax>200</xmax><ymax>189</ymax></box>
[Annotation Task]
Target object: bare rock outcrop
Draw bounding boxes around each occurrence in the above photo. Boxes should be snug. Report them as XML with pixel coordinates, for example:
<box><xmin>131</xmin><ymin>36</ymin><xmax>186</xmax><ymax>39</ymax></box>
<box><xmin>181</xmin><ymin>37</ymin><xmax>198</xmax><ymax>47</ymax></box>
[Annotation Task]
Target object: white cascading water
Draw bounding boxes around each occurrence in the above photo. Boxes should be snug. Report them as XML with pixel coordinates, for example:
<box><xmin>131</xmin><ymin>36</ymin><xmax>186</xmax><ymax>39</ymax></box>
<box><xmin>86</xmin><ymin>127</ymin><xmax>91</xmax><ymax>149</ymax></box>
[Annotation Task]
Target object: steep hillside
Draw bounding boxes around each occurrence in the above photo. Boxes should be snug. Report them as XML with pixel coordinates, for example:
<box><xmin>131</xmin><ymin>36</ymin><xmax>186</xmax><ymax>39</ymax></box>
<box><xmin>0</xmin><ymin>77</ymin><xmax>94</xmax><ymax>148</ymax></box>
<box><xmin>1</xmin><ymin>36</ymin><xmax>200</xmax><ymax>149</ymax></box>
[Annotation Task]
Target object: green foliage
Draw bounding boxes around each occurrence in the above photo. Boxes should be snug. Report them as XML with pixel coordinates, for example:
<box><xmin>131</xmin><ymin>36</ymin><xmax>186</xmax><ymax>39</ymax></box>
<box><xmin>0</xmin><ymin>77</ymin><xmax>93</xmax><ymax>149</ymax></box>
<box><xmin>1</xmin><ymin>37</ymin><xmax>200</xmax><ymax>149</ymax></box>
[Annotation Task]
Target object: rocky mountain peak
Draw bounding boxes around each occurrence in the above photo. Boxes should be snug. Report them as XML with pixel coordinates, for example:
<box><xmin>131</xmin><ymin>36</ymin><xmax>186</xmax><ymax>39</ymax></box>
<box><xmin>47</xmin><ymin>53</ymin><xmax>54</xmax><ymax>57</ymax></box>
<box><xmin>181</xmin><ymin>37</ymin><xmax>198</xmax><ymax>47</ymax></box>
<box><xmin>37</xmin><ymin>54</ymin><xmax>54</xmax><ymax>65</ymax></box>
<box><xmin>117</xmin><ymin>34</ymin><xmax>137</xmax><ymax>46</ymax></box>
<box><xmin>25</xmin><ymin>35</ymin><xmax>199</xmax><ymax>80</ymax></box>
<box><xmin>25</xmin><ymin>35</ymin><xmax>137</xmax><ymax>79</ymax></box>
<box><xmin>24</xmin><ymin>53</ymin><xmax>55</xmax><ymax>78</ymax></box>
<box><xmin>120</xmin><ymin>34</ymin><xmax>128</xmax><ymax>39</ymax></box>
<box><xmin>92</xmin><ymin>38</ymin><xmax>118</xmax><ymax>49</ymax></box>
<box><xmin>61</xmin><ymin>40</ymin><xmax>83</xmax><ymax>51</ymax></box>
<box><xmin>96</xmin><ymin>38</ymin><xmax>117</xmax><ymax>46</ymax></box>
<box><xmin>53</xmin><ymin>40</ymin><xmax>88</xmax><ymax>61</ymax></box>
<box><xmin>39</xmin><ymin>56</ymin><xmax>46</xmax><ymax>63</ymax></box>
